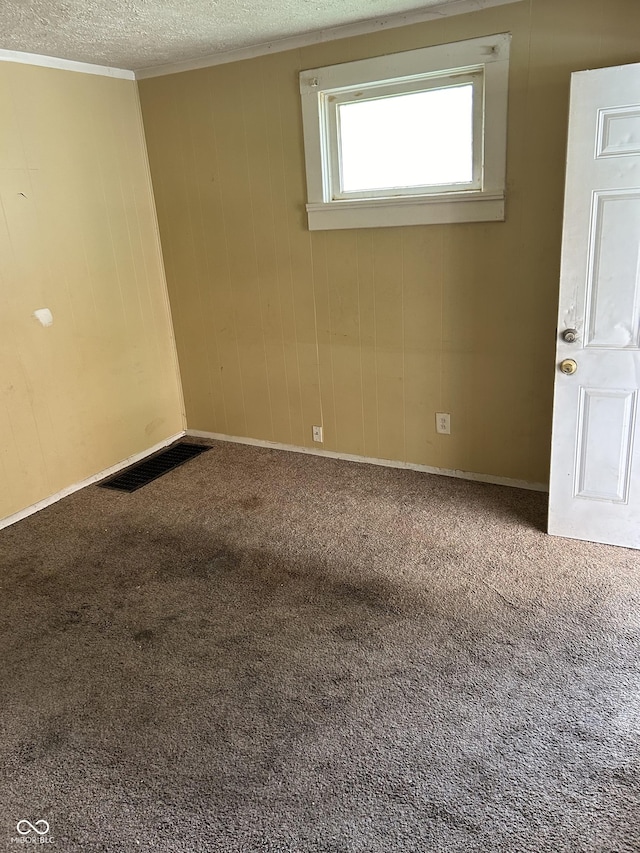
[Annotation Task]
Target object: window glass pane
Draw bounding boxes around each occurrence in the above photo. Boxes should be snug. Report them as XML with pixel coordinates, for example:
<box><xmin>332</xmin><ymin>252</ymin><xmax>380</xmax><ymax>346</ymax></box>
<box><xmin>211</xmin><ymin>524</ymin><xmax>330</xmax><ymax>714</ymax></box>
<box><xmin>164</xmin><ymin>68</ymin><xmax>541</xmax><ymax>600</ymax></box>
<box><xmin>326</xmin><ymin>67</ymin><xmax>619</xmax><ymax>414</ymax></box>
<box><xmin>338</xmin><ymin>84</ymin><xmax>474</xmax><ymax>193</ymax></box>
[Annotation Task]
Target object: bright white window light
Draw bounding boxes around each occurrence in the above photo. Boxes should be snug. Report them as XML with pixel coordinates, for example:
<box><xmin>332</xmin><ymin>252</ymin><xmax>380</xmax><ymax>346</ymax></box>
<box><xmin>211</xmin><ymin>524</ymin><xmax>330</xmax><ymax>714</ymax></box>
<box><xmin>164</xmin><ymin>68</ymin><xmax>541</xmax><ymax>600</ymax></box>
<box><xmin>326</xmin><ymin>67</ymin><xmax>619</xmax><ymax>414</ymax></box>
<box><xmin>338</xmin><ymin>84</ymin><xmax>474</xmax><ymax>194</ymax></box>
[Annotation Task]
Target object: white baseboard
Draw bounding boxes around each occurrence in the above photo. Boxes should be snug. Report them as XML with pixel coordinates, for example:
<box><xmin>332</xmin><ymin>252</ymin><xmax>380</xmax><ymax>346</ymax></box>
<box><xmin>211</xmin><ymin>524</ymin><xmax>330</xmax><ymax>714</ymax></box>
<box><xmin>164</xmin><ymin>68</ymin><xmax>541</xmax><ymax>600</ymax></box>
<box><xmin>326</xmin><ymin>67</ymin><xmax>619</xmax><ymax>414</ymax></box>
<box><xmin>0</xmin><ymin>431</ymin><xmax>186</xmax><ymax>532</ymax></box>
<box><xmin>0</xmin><ymin>427</ymin><xmax>546</xmax><ymax>533</ymax></box>
<box><xmin>187</xmin><ymin>429</ymin><xmax>548</xmax><ymax>492</ymax></box>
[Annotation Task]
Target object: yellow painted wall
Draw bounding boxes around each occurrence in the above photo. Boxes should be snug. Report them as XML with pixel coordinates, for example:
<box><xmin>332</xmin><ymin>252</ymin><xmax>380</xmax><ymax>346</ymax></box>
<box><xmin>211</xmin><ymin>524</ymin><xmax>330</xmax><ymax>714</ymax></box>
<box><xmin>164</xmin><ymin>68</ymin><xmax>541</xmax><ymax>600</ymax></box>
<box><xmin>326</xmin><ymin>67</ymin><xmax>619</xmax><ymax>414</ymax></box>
<box><xmin>139</xmin><ymin>0</ymin><xmax>640</xmax><ymax>485</ymax></box>
<box><xmin>0</xmin><ymin>64</ymin><xmax>184</xmax><ymax>521</ymax></box>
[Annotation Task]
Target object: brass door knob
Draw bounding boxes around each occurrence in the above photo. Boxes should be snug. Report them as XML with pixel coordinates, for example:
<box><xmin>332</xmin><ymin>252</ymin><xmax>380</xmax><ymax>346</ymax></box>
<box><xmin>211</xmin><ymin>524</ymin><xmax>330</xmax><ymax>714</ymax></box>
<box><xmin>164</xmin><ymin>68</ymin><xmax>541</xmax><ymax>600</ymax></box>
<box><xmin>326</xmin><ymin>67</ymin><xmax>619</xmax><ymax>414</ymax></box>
<box><xmin>560</xmin><ymin>358</ymin><xmax>578</xmax><ymax>375</ymax></box>
<box><xmin>562</xmin><ymin>328</ymin><xmax>579</xmax><ymax>343</ymax></box>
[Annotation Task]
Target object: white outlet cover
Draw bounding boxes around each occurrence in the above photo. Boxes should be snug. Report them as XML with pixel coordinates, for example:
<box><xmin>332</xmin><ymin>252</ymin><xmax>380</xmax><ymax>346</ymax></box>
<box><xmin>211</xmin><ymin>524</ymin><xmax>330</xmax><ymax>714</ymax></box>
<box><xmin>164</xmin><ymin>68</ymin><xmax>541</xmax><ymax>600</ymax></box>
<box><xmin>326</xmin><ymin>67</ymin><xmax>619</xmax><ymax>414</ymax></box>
<box><xmin>435</xmin><ymin>412</ymin><xmax>451</xmax><ymax>434</ymax></box>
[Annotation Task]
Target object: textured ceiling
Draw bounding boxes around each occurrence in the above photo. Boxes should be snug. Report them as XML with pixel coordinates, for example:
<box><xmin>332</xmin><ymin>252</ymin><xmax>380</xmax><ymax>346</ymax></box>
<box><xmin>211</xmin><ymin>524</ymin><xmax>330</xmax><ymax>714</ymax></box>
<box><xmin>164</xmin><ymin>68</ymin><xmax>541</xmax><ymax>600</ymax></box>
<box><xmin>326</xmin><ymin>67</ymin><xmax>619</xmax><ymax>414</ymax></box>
<box><xmin>0</xmin><ymin>0</ymin><xmax>493</xmax><ymax>72</ymax></box>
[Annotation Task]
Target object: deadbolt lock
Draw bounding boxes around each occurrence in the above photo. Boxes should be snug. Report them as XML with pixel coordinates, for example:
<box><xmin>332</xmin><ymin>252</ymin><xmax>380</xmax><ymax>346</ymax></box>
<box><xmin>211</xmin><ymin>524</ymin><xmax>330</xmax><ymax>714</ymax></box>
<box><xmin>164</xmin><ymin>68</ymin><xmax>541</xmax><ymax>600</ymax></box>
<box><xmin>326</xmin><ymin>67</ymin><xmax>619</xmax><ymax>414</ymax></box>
<box><xmin>562</xmin><ymin>328</ymin><xmax>579</xmax><ymax>343</ymax></box>
<box><xmin>560</xmin><ymin>358</ymin><xmax>578</xmax><ymax>375</ymax></box>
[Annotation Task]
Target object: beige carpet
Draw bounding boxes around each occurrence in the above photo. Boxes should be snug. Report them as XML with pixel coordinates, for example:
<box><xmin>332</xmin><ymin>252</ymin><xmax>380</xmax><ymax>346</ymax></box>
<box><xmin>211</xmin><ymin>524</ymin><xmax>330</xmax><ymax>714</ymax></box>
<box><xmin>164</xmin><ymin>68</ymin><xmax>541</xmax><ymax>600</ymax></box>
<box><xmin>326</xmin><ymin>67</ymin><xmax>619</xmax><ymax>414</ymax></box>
<box><xmin>1</xmin><ymin>440</ymin><xmax>639</xmax><ymax>852</ymax></box>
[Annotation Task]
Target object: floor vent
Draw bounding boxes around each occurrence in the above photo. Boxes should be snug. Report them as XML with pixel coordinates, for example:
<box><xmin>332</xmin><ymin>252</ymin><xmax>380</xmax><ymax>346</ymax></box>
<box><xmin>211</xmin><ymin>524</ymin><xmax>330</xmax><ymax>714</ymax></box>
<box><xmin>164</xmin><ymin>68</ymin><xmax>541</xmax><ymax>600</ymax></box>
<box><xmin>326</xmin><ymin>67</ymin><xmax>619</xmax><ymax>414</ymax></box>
<box><xmin>99</xmin><ymin>442</ymin><xmax>210</xmax><ymax>493</ymax></box>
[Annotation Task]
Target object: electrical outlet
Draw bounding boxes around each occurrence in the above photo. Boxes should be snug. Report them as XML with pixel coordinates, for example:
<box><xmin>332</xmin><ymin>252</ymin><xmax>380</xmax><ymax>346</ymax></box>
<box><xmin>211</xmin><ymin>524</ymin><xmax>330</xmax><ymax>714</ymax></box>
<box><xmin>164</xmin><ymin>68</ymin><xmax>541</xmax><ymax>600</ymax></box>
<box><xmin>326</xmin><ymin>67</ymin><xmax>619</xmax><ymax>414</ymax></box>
<box><xmin>435</xmin><ymin>412</ymin><xmax>451</xmax><ymax>435</ymax></box>
<box><xmin>312</xmin><ymin>425</ymin><xmax>323</xmax><ymax>443</ymax></box>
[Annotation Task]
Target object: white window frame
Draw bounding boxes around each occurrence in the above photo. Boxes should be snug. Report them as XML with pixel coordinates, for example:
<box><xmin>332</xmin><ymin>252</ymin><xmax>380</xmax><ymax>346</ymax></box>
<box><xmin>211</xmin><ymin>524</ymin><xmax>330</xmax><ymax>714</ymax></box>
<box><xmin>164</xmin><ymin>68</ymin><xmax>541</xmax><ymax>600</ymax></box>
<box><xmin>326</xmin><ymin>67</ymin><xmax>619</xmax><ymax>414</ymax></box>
<box><xmin>299</xmin><ymin>33</ymin><xmax>511</xmax><ymax>231</ymax></box>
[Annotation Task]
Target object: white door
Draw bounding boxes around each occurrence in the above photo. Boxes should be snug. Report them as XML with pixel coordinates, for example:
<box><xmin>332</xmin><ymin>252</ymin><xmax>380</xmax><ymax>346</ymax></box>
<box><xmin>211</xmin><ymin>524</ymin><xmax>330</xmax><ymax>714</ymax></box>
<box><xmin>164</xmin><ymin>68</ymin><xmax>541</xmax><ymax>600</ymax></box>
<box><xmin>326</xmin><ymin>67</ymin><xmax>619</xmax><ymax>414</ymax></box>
<box><xmin>549</xmin><ymin>62</ymin><xmax>640</xmax><ymax>549</ymax></box>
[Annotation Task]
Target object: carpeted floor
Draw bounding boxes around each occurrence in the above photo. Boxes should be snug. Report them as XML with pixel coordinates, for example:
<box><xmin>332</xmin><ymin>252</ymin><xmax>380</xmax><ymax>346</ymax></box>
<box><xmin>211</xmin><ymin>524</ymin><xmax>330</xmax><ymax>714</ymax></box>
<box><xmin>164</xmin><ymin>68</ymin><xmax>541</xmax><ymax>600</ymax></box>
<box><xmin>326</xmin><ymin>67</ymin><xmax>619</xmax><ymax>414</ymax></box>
<box><xmin>1</xmin><ymin>441</ymin><xmax>639</xmax><ymax>852</ymax></box>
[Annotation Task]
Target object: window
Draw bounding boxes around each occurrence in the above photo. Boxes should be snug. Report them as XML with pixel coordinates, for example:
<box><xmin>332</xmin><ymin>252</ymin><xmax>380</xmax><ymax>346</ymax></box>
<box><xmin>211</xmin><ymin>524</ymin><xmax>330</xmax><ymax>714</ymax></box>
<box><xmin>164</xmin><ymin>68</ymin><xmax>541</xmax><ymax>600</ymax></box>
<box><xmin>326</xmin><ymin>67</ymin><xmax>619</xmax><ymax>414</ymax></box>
<box><xmin>299</xmin><ymin>34</ymin><xmax>510</xmax><ymax>230</ymax></box>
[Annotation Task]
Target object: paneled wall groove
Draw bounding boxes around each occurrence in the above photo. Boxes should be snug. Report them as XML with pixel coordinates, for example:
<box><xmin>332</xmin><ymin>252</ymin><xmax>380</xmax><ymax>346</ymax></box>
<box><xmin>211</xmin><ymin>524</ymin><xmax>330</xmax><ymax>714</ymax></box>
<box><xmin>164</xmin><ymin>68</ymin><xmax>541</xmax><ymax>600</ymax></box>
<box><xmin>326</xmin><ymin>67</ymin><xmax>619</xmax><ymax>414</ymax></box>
<box><xmin>136</xmin><ymin>0</ymin><xmax>640</xmax><ymax>486</ymax></box>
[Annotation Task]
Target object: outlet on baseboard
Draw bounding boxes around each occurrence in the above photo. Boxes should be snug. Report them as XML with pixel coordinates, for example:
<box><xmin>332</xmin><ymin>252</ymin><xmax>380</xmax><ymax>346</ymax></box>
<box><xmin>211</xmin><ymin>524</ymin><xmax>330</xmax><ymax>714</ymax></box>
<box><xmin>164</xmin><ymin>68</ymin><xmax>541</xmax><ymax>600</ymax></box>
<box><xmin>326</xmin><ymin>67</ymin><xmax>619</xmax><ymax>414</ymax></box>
<box><xmin>435</xmin><ymin>412</ymin><xmax>451</xmax><ymax>435</ymax></box>
<box><xmin>312</xmin><ymin>425</ymin><xmax>323</xmax><ymax>443</ymax></box>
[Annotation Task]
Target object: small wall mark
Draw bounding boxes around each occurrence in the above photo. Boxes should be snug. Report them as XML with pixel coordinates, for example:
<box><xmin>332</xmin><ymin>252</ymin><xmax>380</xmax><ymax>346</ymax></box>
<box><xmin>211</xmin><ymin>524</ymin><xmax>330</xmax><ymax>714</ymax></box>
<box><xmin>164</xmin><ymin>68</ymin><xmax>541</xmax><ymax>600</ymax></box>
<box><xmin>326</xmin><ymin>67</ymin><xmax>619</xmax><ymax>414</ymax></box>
<box><xmin>33</xmin><ymin>308</ymin><xmax>53</xmax><ymax>327</ymax></box>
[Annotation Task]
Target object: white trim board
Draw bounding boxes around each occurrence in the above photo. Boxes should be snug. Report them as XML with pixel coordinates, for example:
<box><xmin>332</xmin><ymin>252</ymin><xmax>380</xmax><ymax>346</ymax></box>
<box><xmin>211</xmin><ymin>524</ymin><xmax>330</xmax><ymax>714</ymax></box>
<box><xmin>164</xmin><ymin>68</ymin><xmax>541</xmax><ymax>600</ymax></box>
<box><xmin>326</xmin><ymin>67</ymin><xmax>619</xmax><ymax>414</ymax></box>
<box><xmin>135</xmin><ymin>0</ymin><xmax>524</xmax><ymax>79</ymax></box>
<box><xmin>0</xmin><ymin>48</ymin><xmax>135</xmax><ymax>79</ymax></box>
<box><xmin>0</xmin><ymin>0</ymin><xmax>523</xmax><ymax>81</ymax></box>
<box><xmin>0</xmin><ymin>431</ymin><xmax>186</xmax><ymax>532</ymax></box>
<box><xmin>187</xmin><ymin>429</ymin><xmax>548</xmax><ymax>492</ymax></box>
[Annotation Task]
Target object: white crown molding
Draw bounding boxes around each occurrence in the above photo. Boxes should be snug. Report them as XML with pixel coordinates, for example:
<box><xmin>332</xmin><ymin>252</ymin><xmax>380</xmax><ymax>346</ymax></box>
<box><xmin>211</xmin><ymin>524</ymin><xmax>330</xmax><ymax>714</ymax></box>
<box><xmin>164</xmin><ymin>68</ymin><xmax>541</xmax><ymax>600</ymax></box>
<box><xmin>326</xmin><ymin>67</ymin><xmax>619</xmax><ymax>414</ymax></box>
<box><xmin>0</xmin><ymin>0</ymin><xmax>522</xmax><ymax>81</ymax></box>
<box><xmin>0</xmin><ymin>48</ymin><xmax>135</xmax><ymax>79</ymax></box>
<box><xmin>186</xmin><ymin>429</ymin><xmax>548</xmax><ymax>492</ymax></box>
<box><xmin>0</xmin><ymin>431</ymin><xmax>186</xmax><ymax>532</ymax></box>
<box><xmin>135</xmin><ymin>0</ymin><xmax>523</xmax><ymax>79</ymax></box>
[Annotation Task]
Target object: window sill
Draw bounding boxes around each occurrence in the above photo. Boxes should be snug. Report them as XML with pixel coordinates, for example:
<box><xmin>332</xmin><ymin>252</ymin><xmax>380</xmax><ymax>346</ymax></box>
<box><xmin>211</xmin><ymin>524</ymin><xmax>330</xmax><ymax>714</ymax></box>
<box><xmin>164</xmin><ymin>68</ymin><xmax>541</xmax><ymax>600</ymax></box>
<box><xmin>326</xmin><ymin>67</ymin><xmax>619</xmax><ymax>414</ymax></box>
<box><xmin>306</xmin><ymin>191</ymin><xmax>505</xmax><ymax>230</ymax></box>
